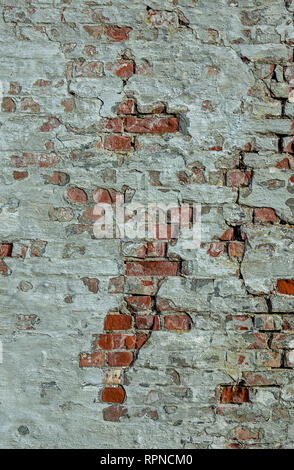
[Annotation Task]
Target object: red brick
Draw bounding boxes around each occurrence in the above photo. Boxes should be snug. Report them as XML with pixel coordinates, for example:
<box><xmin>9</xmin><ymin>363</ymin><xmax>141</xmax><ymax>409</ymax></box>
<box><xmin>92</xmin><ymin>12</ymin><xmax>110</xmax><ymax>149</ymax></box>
<box><xmin>108</xmin><ymin>276</ymin><xmax>125</xmax><ymax>294</ymax></box>
<box><xmin>0</xmin><ymin>243</ymin><xmax>13</xmax><ymax>258</ymax></box>
<box><xmin>40</xmin><ymin>117</ymin><xmax>60</xmax><ymax>132</ymax></box>
<box><xmin>93</xmin><ymin>188</ymin><xmax>116</xmax><ymax>204</ymax></box>
<box><xmin>83</xmin><ymin>25</ymin><xmax>103</xmax><ymax>39</ymax></box>
<box><xmin>275</xmin><ymin>157</ymin><xmax>290</xmax><ymax>169</ymax></box>
<box><xmin>66</xmin><ymin>187</ymin><xmax>88</xmax><ymax>203</ymax></box>
<box><xmin>233</xmin><ymin>427</ymin><xmax>259</xmax><ymax>441</ymax></box>
<box><xmin>103</xmin><ymin>118</ymin><xmax>123</xmax><ymax>133</ymax></box>
<box><xmin>228</xmin><ymin>242</ymin><xmax>245</xmax><ymax>258</ymax></box>
<box><xmin>135</xmin><ymin>333</ymin><xmax>148</xmax><ymax>349</ymax></box>
<box><xmin>104</xmin><ymin>135</ymin><xmax>131</xmax><ymax>151</ymax></box>
<box><xmin>219</xmin><ymin>386</ymin><xmax>249</xmax><ymax>404</ymax></box>
<box><xmin>135</xmin><ymin>315</ymin><xmax>160</xmax><ymax>330</ymax></box>
<box><xmin>164</xmin><ymin>314</ymin><xmax>191</xmax><ymax>331</ymax></box>
<box><xmin>125</xmin><ymin>260</ymin><xmax>180</xmax><ymax>276</ymax></box>
<box><xmin>82</xmin><ymin>277</ymin><xmax>99</xmax><ymax>293</ymax></box>
<box><xmin>2</xmin><ymin>97</ymin><xmax>16</xmax><ymax>113</ymax></box>
<box><xmin>79</xmin><ymin>352</ymin><xmax>106</xmax><ymax>367</ymax></box>
<box><xmin>108</xmin><ymin>351</ymin><xmax>133</xmax><ymax>367</ymax></box>
<box><xmin>219</xmin><ymin>227</ymin><xmax>234</xmax><ymax>241</ymax></box>
<box><xmin>0</xmin><ymin>260</ymin><xmax>9</xmax><ymax>276</ymax></box>
<box><xmin>43</xmin><ymin>171</ymin><xmax>70</xmax><ymax>186</ymax></box>
<box><xmin>126</xmin><ymin>295</ymin><xmax>151</xmax><ymax>311</ymax></box>
<box><xmin>277</xmin><ymin>279</ymin><xmax>294</xmax><ymax>295</ymax></box>
<box><xmin>115</xmin><ymin>62</ymin><xmax>134</xmax><ymax>79</ymax></box>
<box><xmin>103</xmin><ymin>405</ymin><xmax>125</xmax><ymax>422</ymax></box>
<box><xmin>107</xmin><ymin>25</ymin><xmax>132</xmax><ymax>41</ymax></box>
<box><xmin>104</xmin><ymin>314</ymin><xmax>132</xmax><ymax>331</ymax></box>
<box><xmin>254</xmin><ymin>208</ymin><xmax>277</xmax><ymax>223</ymax></box>
<box><xmin>124</xmin><ymin>116</ymin><xmax>178</xmax><ymax>134</ymax></box>
<box><xmin>117</xmin><ymin>99</ymin><xmax>136</xmax><ymax>115</ymax></box>
<box><xmin>208</xmin><ymin>242</ymin><xmax>225</xmax><ymax>257</ymax></box>
<box><xmin>13</xmin><ymin>171</ymin><xmax>28</xmax><ymax>180</ymax></box>
<box><xmin>11</xmin><ymin>152</ymin><xmax>60</xmax><ymax>168</ymax></box>
<box><xmin>227</xmin><ymin>170</ymin><xmax>252</xmax><ymax>187</ymax></box>
<box><xmin>98</xmin><ymin>333</ymin><xmax>134</xmax><ymax>350</ymax></box>
<box><xmin>102</xmin><ymin>386</ymin><xmax>126</xmax><ymax>403</ymax></box>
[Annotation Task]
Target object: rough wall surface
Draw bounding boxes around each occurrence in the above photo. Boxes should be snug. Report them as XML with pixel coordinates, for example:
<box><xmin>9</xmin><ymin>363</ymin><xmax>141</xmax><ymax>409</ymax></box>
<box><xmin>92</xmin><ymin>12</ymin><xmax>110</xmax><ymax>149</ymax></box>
<box><xmin>0</xmin><ymin>0</ymin><xmax>294</xmax><ymax>449</ymax></box>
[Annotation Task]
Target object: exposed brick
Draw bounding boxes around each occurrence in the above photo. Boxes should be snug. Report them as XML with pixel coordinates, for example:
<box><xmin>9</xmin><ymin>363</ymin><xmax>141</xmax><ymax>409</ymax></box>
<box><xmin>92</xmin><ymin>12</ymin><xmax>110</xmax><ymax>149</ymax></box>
<box><xmin>227</xmin><ymin>170</ymin><xmax>252</xmax><ymax>187</ymax></box>
<box><xmin>219</xmin><ymin>386</ymin><xmax>249</xmax><ymax>404</ymax></box>
<box><xmin>124</xmin><ymin>116</ymin><xmax>179</xmax><ymax>134</ymax></box>
<box><xmin>277</xmin><ymin>279</ymin><xmax>294</xmax><ymax>295</ymax></box>
<box><xmin>2</xmin><ymin>97</ymin><xmax>16</xmax><ymax>113</ymax></box>
<box><xmin>0</xmin><ymin>243</ymin><xmax>13</xmax><ymax>258</ymax></box>
<box><xmin>66</xmin><ymin>187</ymin><xmax>88</xmax><ymax>203</ymax></box>
<box><xmin>228</xmin><ymin>242</ymin><xmax>245</xmax><ymax>258</ymax></box>
<box><xmin>254</xmin><ymin>208</ymin><xmax>277</xmax><ymax>223</ymax></box>
<box><xmin>107</xmin><ymin>26</ymin><xmax>132</xmax><ymax>41</ymax></box>
<box><xmin>104</xmin><ymin>314</ymin><xmax>132</xmax><ymax>331</ymax></box>
<box><xmin>135</xmin><ymin>315</ymin><xmax>160</xmax><ymax>330</ymax></box>
<box><xmin>125</xmin><ymin>261</ymin><xmax>181</xmax><ymax>276</ymax></box>
<box><xmin>79</xmin><ymin>352</ymin><xmax>106</xmax><ymax>367</ymax></box>
<box><xmin>104</xmin><ymin>135</ymin><xmax>131</xmax><ymax>151</ymax></box>
<box><xmin>108</xmin><ymin>351</ymin><xmax>133</xmax><ymax>367</ymax></box>
<box><xmin>164</xmin><ymin>314</ymin><xmax>191</xmax><ymax>331</ymax></box>
<box><xmin>108</xmin><ymin>276</ymin><xmax>125</xmax><ymax>294</ymax></box>
<box><xmin>13</xmin><ymin>171</ymin><xmax>28</xmax><ymax>180</ymax></box>
<box><xmin>117</xmin><ymin>99</ymin><xmax>136</xmax><ymax>115</ymax></box>
<box><xmin>82</xmin><ymin>277</ymin><xmax>99</xmax><ymax>293</ymax></box>
<box><xmin>97</xmin><ymin>333</ymin><xmax>134</xmax><ymax>350</ymax></box>
<box><xmin>102</xmin><ymin>386</ymin><xmax>126</xmax><ymax>403</ymax></box>
<box><xmin>103</xmin><ymin>405</ymin><xmax>126</xmax><ymax>422</ymax></box>
<box><xmin>43</xmin><ymin>171</ymin><xmax>70</xmax><ymax>186</ymax></box>
<box><xmin>126</xmin><ymin>295</ymin><xmax>152</xmax><ymax>311</ymax></box>
<box><xmin>115</xmin><ymin>62</ymin><xmax>134</xmax><ymax>79</ymax></box>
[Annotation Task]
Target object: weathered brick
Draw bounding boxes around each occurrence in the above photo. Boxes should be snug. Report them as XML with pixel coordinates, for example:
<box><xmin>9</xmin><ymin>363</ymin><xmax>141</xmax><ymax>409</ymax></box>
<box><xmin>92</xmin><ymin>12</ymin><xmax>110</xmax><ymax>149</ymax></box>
<box><xmin>164</xmin><ymin>314</ymin><xmax>191</xmax><ymax>331</ymax></box>
<box><xmin>124</xmin><ymin>116</ymin><xmax>179</xmax><ymax>134</ymax></box>
<box><xmin>104</xmin><ymin>314</ymin><xmax>132</xmax><ymax>331</ymax></box>
<box><xmin>102</xmin><ymin>386</ymin><xmax>126</xmax><ymax>403</ymax></box>
<box><xmin>79</xmin><ymin>352</ymin><xmax>106</xmax><ymax>367</ymax></box>
<box><xmin>125</xmin><ymin>261</ymin><xmax>181</xmax><ymax>276</ymax></box>
<box><xmin>104</xmin><ymin>135</ymin><xmax>131</xmax><ymax>151</ymax></box>
<box><xmin>126</xmin><ymin>295</ymin><xmax>152</xmax><ymax>311</ymax></box>
<box><xmin>107</xmin><ymin>26</ymin><xmax>132</xmax><ymax>41</ymax></box>
<box><xmin>219</xmin><ymin>386</ymin><xmax>250</xmax><ymax>404</ymax></box>
<box><xmin>108</xmin><ymin>351</ymin><xmax>133</xmax><ymax>367</ymax></box>
<box><xmin>277</xmin><ymin>280</ymin><xmax>294</xmax><ymax>295</ymax></box>
<box><xmin>66</xmin><ymin>188</ymin><xmax>88</xmax><ymax>203</ymax></box>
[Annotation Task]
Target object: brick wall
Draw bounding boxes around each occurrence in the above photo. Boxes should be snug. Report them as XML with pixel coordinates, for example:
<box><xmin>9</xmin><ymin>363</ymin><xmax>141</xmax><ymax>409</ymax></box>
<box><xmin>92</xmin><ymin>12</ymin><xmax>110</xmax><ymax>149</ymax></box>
<box><xmin>0</xmin><ymin>0</ymin><xmax>294</xmax><ymax>449</ymax></box>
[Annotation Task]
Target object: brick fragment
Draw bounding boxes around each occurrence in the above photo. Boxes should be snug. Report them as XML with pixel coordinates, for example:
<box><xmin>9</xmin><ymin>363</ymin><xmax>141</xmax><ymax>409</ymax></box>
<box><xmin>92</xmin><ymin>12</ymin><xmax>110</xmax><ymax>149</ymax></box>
<box><xmin>125</xmin><ymin>261</ymin><xmax>181</xmax><ymax>276</ymax></box>
<box><xmin>79</xmin><ymin>352</ymin><xmax>106</xmax><ymax>367</ymax></box>
<box><xmin>254</xmin><ymin>208</ymin><xmax>277</xmax><ymax>223</ymax></box>
<box><xmin>107</xmin><ymin>26</ymin><xmax>132</xmax><ymax>41</ymax></box>
<box><xmin>104</xmin><ymin>135</ymin><xmax>131</xmax><ymax>151</ymax></box>
<box><xmin>277</xmin><ymin>279</ymin><xmax>294</xmax><ymax>295</ymax></box>
<box><xmin>67</xmin><ymin>187</ymin><xmax>88</xmax><ymax>203</ymax></box>
<box><xmin>124</xmin><ymin>116</ymin><xmax>178</xmax><ymax>134</ymax></box>
<box><xmin>102</xmin><ymin>386</ymin><xmax>126</xmax><ymax>403</ymax></box>
<box><xmin>164</xmin><ymin>314</ymin><xmax>191</xmax><ymax>331</ymax></box>
<box><xmin>219</xmin><ymin>386</ymin><xmax>249</xmax><ymax>404</ymax></box>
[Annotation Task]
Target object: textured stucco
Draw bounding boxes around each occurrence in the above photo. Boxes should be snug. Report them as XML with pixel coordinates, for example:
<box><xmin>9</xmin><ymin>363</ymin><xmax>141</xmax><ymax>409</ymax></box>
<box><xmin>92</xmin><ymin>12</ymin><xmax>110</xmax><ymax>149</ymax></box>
<box><xmin>0</xmin><ymin>0</ymin><xmax>294</xmax><ymax>449</ymax></box>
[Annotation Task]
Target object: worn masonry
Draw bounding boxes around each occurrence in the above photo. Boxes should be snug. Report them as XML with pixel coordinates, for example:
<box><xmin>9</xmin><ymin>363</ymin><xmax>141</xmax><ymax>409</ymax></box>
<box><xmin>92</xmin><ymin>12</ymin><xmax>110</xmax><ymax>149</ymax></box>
<box><xmin>0</xmin><ymin>0</ymin><xmax>294</xmax><ymax>449</ymax></box>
